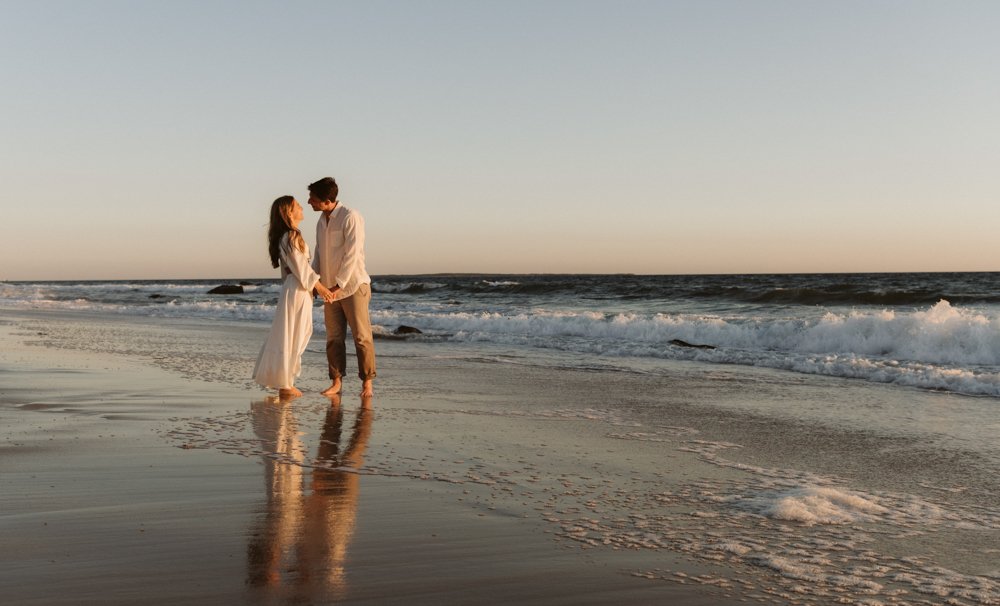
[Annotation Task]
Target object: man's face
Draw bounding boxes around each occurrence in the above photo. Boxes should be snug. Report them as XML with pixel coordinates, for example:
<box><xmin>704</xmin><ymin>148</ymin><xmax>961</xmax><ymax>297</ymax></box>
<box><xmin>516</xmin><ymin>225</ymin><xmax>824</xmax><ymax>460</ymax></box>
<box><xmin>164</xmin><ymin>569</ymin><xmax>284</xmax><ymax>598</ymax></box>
<box><xmin>307</xmin><ymin>195</ymin><xmax>332</xmax><ymax>212</ymax></box>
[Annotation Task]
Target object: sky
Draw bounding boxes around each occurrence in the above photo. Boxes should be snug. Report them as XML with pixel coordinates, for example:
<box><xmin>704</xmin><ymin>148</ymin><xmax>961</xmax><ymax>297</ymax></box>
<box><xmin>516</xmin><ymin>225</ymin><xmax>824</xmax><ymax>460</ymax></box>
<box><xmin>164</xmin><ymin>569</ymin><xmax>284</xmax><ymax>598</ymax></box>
<box><xmin>2</xmin><ymin>0</ymin><xmax>999</xmax><ymax>280</ymax></box>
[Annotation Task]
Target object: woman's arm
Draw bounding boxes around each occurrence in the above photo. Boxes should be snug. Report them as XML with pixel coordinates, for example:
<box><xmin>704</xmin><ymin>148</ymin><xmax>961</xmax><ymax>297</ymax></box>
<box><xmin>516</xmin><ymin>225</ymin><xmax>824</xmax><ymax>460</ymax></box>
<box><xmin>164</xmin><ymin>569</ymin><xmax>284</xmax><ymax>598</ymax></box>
<box><xmin>281</xmin><ymin>237</ymin><xmax>322</xmax><ymax>293</ymax></box>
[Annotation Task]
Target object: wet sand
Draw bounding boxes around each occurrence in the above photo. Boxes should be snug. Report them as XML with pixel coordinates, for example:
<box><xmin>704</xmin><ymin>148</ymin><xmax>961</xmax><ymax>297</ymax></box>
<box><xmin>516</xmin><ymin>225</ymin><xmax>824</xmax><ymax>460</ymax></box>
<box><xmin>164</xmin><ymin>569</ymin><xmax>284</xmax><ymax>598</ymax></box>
<box><xmin>2</xmin><ymin>309</ymin><xmax>997</xmax><ymax>605</ymax></box>
<box><xmin>1</xmin><ymin>312</ymin><xmax>743</xmax><ymax>605</ymax></box>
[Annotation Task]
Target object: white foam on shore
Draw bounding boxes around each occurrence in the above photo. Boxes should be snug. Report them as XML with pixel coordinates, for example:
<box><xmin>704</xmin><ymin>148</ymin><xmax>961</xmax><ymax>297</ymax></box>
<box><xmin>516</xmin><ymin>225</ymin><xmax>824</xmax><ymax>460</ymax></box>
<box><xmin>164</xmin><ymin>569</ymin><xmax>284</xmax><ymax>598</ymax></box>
<box><xmin>729</xmin><ymin>486</ymin><xmax>889</xmax><ymax>526</ymax></box>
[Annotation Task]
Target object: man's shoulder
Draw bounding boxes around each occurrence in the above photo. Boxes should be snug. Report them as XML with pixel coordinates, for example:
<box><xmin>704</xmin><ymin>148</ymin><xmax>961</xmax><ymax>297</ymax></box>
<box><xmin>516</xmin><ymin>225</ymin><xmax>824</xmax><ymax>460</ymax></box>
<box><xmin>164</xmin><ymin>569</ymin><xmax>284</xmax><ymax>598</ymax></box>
<box><xmin>341</xmin><ymin>205</ymin><xmax>365</xmax><ymax>222</ymax></box>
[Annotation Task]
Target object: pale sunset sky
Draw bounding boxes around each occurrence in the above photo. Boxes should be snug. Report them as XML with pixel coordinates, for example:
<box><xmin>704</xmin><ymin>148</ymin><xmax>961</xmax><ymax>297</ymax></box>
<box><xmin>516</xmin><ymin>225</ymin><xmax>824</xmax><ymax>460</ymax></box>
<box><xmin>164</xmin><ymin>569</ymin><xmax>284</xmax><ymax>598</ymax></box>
<box><xmin>2</xmin><ymin>1</ymin><xmax>999</xmax><ymax>280</ymax></box>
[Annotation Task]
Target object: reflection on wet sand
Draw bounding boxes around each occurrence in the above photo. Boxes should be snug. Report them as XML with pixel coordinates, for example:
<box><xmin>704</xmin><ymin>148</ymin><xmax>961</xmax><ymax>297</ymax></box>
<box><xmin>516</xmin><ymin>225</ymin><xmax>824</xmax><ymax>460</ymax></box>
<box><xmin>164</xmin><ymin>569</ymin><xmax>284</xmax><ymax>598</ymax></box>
<box><xmin>246</xmin><ymin>396</ymin><xmax>373</xmax><ymax>600</ymax></box>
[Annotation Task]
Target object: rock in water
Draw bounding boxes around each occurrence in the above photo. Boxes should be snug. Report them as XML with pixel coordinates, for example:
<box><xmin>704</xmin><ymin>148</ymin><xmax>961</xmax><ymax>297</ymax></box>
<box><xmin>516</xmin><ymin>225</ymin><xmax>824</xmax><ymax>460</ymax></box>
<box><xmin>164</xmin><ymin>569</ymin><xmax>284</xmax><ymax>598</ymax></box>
<box><xmin>669</xmin><ymin>339</ymin><xmax>715</xmax><ymax>350</ymax></box>
<box><xmin>375</xmin><ymin>325</ymin><xmax>425</xmax><ymax>340</ymax></box>
<box><xmin>208</xmin><ymin>284</ymin><xmax>244</xmax><ymax>295</ymax></box>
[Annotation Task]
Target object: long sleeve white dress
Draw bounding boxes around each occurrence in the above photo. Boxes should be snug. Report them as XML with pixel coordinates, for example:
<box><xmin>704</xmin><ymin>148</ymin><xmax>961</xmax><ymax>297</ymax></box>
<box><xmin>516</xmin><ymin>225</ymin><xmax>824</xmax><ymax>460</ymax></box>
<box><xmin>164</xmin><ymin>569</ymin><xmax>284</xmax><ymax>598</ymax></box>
<box><xmin>253</xmin><ymin>233</ymin><xmax>321</xmax><ymax>389</ymax></box>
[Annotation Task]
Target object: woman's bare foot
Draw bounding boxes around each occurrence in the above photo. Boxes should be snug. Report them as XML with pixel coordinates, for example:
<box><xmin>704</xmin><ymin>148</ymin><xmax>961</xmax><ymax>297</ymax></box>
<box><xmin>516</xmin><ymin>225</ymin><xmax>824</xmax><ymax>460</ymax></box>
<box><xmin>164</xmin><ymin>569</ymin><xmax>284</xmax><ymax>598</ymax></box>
<box><xmin>320</xmin><ymin>377</ymin><xmax>342</xmax><ymax>396</ymax></box>
<box><xmin>278</xmin><ymin>386</ymin><xmax>302</xmax><ymax>399</ymax></box>
<box><xmin>360</xmin><ymin>379</ymin><xmax>374</xmax><ymax>398</ymax></box>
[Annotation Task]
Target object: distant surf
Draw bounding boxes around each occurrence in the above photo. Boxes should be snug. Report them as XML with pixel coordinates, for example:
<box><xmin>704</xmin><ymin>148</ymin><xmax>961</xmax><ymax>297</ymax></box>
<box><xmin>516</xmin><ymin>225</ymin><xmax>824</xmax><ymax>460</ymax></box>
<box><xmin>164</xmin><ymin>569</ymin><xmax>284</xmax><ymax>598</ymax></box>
<box><xmin>4</xmin><ymin>272</ymin><xmax>1000</xmax><ymax>397</ymax></box>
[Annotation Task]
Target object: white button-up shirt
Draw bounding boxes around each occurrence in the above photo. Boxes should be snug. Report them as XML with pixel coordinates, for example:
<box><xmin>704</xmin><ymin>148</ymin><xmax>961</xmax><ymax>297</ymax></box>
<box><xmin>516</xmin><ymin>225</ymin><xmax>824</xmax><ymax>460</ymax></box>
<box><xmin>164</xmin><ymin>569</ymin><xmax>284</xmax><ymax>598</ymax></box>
<box><xmin>311</xmin><ymin>203</ymin><xmax>371</xmax><ymax>300</ymax></box>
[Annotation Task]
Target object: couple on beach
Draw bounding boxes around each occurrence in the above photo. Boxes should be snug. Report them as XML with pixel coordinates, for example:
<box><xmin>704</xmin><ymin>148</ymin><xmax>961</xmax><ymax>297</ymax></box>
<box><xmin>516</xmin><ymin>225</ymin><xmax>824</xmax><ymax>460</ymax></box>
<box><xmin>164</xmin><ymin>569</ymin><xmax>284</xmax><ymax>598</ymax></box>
<box><xmin>252</xmin><ymin>177</ymin><xmax>376</xmax><ymax>399</ymax></box>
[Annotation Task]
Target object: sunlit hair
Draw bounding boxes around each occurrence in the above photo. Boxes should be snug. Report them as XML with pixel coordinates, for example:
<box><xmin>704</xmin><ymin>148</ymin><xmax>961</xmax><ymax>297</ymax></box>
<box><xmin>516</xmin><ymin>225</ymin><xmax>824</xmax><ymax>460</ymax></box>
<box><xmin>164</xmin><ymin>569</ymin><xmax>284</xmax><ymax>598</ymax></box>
<box><xmin>267</xmin><ymin>196</ymin><xmax>306</xmax><ymax>269</ymax></box>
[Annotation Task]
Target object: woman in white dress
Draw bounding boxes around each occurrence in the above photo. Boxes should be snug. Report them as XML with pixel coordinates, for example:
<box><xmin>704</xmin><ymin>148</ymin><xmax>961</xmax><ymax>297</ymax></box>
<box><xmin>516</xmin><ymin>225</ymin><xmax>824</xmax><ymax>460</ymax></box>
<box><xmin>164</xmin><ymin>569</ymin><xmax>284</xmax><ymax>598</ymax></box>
<box><xmin>253</xmin><ymin>196</ymin><xmax>336</xmax><ymax>398</ymax></box>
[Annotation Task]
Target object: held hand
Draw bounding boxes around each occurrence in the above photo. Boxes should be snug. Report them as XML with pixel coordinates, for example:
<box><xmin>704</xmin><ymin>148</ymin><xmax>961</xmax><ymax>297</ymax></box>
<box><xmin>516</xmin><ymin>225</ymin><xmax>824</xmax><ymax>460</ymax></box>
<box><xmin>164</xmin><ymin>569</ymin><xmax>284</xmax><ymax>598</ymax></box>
<box><xmin>316</xmin><ymin>284</ymin><xmax>337</xmax><ymax>304</ymax></box>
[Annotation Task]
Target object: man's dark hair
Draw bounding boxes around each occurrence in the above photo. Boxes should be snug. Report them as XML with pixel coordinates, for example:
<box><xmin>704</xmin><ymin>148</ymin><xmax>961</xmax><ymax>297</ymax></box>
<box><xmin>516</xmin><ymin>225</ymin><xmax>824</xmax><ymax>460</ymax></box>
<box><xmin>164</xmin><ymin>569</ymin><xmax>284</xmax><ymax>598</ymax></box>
<box><xmin>308</xmin><ymin>177</ymin><xmax>339</xmax><ymax>202</ymax></box>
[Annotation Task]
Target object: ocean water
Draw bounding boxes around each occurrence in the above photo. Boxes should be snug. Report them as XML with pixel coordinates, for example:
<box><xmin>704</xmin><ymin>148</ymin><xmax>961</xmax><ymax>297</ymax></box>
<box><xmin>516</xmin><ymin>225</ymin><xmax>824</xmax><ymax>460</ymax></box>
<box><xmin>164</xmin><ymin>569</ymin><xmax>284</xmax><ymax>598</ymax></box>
<box><xmin>5</xmin><ymin>273</ymin><xmax>999</xmax><ymax>604</ymax></box>
<box><xmin>3</xmin><ymin>272</ymin><xmax>1000</xmax><ymax>397</ymax></box>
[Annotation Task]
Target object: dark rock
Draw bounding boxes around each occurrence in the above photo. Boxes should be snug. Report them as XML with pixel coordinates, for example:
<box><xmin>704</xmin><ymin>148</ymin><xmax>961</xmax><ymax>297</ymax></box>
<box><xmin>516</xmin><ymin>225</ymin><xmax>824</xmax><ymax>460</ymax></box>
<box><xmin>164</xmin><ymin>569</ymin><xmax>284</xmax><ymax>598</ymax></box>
<box><xmin>208</xmin><ymin>284</ymin><xmax>244</xmax><ymax>295</ymax></box>
<box><xmin>239</xmin><ymin>281</ymin><xmax>256</xmax><ymax>286</ymax></box>
<box><xmin>149</xmin><ymin>294</ymin><xmax>164</xmax><ymax>299</ymax></box>
<box><xmin>669</xmin><ymin>339</ymin><xmax>715</xmax><ymax>350</ymax></box>
<box><xmin>375</xmin><ymin>325</ymin><xmax>426</xmax><ymax>340</ymax></box>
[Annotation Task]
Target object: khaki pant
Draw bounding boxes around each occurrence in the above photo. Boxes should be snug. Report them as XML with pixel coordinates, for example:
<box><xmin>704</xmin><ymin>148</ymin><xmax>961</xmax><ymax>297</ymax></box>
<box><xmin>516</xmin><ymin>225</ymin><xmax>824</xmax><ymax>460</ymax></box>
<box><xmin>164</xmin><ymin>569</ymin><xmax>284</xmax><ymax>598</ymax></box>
<box><xmin>323</xmin><ymin>283</ymin><xmax>376</xmax><ymax>381</ymax></box>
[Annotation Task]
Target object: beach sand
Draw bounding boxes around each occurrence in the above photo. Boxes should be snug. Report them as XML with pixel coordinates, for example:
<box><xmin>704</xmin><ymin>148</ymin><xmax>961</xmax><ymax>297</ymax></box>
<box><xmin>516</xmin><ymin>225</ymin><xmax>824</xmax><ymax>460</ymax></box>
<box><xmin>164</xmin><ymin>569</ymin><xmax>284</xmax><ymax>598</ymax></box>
<box><xmin>0</xmin><ymin>311</ymin><xmax>743</xmax><ymax>605</ymax></box>
<box><xmin>2</xmin><ymin>309</ymin><xmax>997</xmax><ymax>605</ymax></box>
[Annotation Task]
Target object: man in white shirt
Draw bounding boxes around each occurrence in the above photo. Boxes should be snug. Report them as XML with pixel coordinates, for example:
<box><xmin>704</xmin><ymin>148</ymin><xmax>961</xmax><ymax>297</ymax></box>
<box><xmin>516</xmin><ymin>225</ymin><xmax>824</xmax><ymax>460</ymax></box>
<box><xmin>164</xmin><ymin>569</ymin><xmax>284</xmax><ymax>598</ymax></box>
<box><xmin>307</xmin><ymin>177</ymin><xmax>376</xmax><ymax>398</ymax></box>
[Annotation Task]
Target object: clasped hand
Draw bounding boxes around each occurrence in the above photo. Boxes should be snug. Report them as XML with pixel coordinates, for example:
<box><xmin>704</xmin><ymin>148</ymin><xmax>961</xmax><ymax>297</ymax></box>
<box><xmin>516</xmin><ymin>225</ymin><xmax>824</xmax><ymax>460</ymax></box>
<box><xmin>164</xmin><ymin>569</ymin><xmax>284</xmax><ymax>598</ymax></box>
<box><xmin>314</xmin><ymin>285</ymin><xmax>337</xmax><ymax>304</ymax></box>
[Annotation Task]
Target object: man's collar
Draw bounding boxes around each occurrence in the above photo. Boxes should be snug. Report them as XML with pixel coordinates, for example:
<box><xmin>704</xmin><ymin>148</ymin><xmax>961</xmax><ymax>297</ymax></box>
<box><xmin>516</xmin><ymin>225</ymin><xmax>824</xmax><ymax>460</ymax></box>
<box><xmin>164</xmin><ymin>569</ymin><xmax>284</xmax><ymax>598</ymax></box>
<box><xmin>321</xmin><ymin>202</ymin><xmax>340</xmax><ymax>223</ymax></box>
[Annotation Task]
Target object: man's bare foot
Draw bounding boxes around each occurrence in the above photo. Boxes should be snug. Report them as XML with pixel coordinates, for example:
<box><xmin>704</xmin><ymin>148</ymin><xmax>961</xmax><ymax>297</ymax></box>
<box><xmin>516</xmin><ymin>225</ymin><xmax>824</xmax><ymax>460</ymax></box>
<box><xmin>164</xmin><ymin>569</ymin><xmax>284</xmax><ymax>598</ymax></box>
<box><xmin>321</xmin><ymin>378</ymin><xmax>342</xmax><ymax>396</ymax></box>
<box><xmin>278</xmin><ymin>386</ymin><xmax>302</xmax><ymax>399</ymax></box>
<box><xmin>360</xmin><ymin>379</ymin><xmax>374</xmax><ymax>398</ymax></box>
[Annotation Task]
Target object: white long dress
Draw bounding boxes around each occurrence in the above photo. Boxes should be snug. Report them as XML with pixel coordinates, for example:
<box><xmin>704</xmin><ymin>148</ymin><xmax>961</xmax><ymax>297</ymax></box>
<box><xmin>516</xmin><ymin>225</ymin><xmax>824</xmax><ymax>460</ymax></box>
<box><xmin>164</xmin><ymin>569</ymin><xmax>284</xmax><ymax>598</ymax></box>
<box><xmin>253</xmin><ymin>233</ymin><xmax>321</xmax><ymax>389</ymax></box>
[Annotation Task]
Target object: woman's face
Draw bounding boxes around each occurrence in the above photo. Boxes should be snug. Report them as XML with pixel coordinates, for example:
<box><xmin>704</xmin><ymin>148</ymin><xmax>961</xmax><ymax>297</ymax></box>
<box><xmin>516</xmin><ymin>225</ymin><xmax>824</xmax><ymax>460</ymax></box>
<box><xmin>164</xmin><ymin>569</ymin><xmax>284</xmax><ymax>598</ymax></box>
<box><xmin>288</xmin><ymin>200</ymin><xmax>304</xmax><ymax>226</ymax></box>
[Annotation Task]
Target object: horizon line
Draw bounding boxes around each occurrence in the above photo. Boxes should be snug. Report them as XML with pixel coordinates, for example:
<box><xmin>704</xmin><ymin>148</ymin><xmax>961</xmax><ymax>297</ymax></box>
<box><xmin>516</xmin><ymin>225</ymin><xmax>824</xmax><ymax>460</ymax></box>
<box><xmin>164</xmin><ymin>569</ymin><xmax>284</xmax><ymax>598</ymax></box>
<box><xmin>5</xmin><ymin>269</ymin><xmax>1000</xmax><ymax>282</ymax></box>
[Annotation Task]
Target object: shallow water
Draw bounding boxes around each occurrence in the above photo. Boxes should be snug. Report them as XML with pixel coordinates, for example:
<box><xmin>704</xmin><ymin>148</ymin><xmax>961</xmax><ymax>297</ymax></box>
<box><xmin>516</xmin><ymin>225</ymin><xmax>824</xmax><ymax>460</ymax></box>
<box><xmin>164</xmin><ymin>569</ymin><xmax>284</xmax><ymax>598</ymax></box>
<box><xmin>6</xmin><ymin>309</ymin><xmax>999</xmax><ymax>605</ymax></box>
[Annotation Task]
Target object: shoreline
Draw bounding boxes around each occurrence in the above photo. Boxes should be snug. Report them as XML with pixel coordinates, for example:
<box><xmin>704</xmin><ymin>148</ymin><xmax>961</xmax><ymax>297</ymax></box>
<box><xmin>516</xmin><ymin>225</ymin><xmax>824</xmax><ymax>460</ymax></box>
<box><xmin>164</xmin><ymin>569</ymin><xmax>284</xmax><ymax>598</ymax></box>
<box><xmin>2</xmin><ymin>308</ymin><xmax>997</xmax><ymax>605</ymax></box>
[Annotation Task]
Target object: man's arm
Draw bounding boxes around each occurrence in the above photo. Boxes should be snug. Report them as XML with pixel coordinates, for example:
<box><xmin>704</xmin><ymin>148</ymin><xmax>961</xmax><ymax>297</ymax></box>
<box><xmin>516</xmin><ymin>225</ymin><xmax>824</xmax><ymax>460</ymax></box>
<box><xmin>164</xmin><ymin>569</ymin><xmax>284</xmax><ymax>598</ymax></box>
<box><xmin>311</xmin><ymin>220</ymin><xmax>322</xmax><ymax>296</ymax></box>
<box><xmin>334</xmin><ymin>211</ymin><xmax>365</xmax><ymax>289</ymax></box>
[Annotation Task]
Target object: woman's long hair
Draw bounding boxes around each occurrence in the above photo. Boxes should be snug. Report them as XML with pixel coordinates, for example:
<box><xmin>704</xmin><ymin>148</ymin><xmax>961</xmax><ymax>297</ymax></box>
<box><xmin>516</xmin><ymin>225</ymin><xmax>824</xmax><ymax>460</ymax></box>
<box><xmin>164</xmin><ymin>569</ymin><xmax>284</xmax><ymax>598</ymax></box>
<box><xmin>268</xmin><ymin>196</ymin><xmax>306</xmax><ymax>268</ymax></box>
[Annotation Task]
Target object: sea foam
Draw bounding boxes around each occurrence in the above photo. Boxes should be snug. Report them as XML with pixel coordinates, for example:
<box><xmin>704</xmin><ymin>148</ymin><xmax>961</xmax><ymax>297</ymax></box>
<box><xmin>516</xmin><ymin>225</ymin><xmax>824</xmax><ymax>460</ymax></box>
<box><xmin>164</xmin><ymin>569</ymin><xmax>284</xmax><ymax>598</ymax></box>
<box><xmin>369</xmin><ymin>301</ymin><xmax>1000</xmax><ymax>395</ymax></box>
<box><xmin>732</xmin><ymin>486</ymin><xmax>889</xmax><ymax>526</ymax></box>
<box><xmin>5</xmin><ymin>279</ymin><xmax>1000</xmax><ymax>396</ymax></box>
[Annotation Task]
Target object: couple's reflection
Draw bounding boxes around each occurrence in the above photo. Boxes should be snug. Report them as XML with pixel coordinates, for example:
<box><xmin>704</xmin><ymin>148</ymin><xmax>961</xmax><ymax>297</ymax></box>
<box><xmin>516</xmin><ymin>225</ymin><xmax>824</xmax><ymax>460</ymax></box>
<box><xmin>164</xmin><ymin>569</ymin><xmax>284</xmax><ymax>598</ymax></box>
<box><xmin>247</xmin><ymin>395</ymin><xmax>373</xmax><ymax>599</ymax></box>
